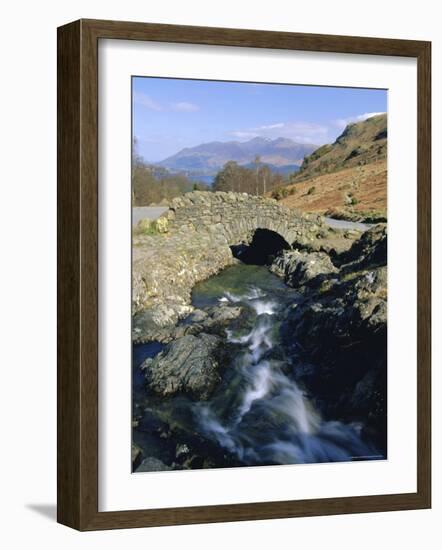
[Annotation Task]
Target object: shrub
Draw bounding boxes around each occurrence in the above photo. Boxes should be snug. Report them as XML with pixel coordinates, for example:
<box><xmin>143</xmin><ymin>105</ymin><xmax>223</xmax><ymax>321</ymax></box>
<box><xmin>155</xmin><ymin>216</ymin><xmax>169</xmax><ymax>233</ymax></box>
<box><xmin>134</xmin><ymin>217</ymin><xmax>168</xmax><ymax>236</ymax></box>
<box><xmin>307</xmin><ymin>186</ymin><xmax>316</xmax><ymax>195</ymax></box>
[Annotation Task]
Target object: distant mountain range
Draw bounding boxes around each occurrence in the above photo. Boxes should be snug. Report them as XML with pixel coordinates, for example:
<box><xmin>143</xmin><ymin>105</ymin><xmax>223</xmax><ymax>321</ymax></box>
<box><xmin>156</xmin><ymin>137</ymin><xmax>317</xmax><ymax>176</ymax></box>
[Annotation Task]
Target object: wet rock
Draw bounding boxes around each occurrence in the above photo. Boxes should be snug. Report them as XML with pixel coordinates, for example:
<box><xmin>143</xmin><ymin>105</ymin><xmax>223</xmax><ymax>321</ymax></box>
<box><xmin>133</xmin><ymin>316</ymin><xmax>198</xmax><ymax>345</ymax></box>
<box><xmin>281</xmin><ymin>228</ymin><xmax>388</xmax><ymax>452</ymax></box>
<box><xmin>136</xmin><ymin>456</ymin><xmax>171</xmax><ymax>472</ymax></box>
<box><xmin>133</xmin><ymin>305</ymin><xmax>243</xmax><ymax>344</ymax></box>
<box><xmin>141</xmin><ymin>334</ymin><xmax>226</xmax><ymax>400</ymax></box>
<box><xmin>338</xmin><ymin>223</ymin><xmax>387</xmax><ymax>270</ymax></box>
<box><xmin>175</xmin><ymin>443</ymin><xmax>190</xmax><ymax>462</ymax></box>
<box><xmin>186</xmin><ymin>309</ymin><xmax>209</xmax><ymax>324</ymax></box>
<box><xmin>132</xmin><ymin>443</ymin><xmax>143</xmax><ymax>470</ymax></box>
<box><xmin>270</xmin><ymin>249</ymin><xmax>338</xmax><ymax>288</ymax></box>
<box><xmin>132</xmin><ymin>304</ymin><xmax>194</xmax><ymax>342</ymax></box>
<box><xmin>203</xmin><ymin>305</ymin><xmax>243</xmax><ymax>329</ymax></box>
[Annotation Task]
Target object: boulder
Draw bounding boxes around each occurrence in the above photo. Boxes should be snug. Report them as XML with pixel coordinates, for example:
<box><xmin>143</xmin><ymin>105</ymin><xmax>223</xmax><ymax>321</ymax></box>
<box><xmin>141</xmin><ymin>333</ymin><xmax>226</xmax><ymax>400</ymax></box>
<box><xmin>338</xmin><ymin>223</ymin><xmax>387</xmax><ymax>270</ymax></box>
<box><xmin>133</xmin><ymin>305</ymin><xmax>242</xmax><ymax>344</ymax></box>
<box><xmin>270</xmin><ymin>249</ymin><xmax>338</xmax><ymax>288</ymax></box>
<box><xmin>131</xmin><ymin>443</ymin><xmax>143</xmax><ymax>470</ymax></box>
<box><xmin>136</xmin><ymin>456</ymin><xmax>171</xmax><ymax>472</ymax></box>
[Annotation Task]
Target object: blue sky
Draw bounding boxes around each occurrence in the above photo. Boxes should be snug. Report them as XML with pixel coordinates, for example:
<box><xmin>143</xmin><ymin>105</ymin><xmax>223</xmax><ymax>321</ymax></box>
<box><xmin>133</xmin><ymin>77</ymin><xmax>387</xmax><ymax>162</ymax></box>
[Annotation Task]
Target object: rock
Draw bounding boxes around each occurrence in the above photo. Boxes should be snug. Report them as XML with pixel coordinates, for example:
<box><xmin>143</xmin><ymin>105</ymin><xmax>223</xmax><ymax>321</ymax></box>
<box><xmin>133</xmin><ymin>305</ymin><xmax>243</xmax><ymax>344</ymax></box>
<box><xmin>141</xmin><ymin>334</ymin><xmax>226</xmax><ymax>400</ymax></box>
<box><xmin>186</xmin><ymin>309</ymin><xmax>209</xmax><ymax>324</ymax></box>
<box><xmin>270</xmin><ymin>249</ymin><xmax>338</xmax><ymax>288</ymax></box>
<box><xmin>136</xmin><ymin>456</ymin><xmax>171</xmax><ymax>472</ymax></box>
<box><xmin>203</xmin><ymin>305</ymin><xmax>242</xmax><ymax>327</ymax></box>
<box><xmin>175</xmin><ymin>443</ymin><xmax>190</xmax><ymax>460</ymax></box>
<box><xmin>338</xmin><ymin>223</ymin><xmax>387</xmax><ymax>270</ymax></box>
<box><xmin>133</xmin><ymin>304</ymin><xmax>194</xmax><ymax>333</ymax></box>
<box><xmin>281</xmin><ymin>227</ymin><xmax>388</xmax><ymax>452</ymax></box>
<box><xmin>132</xmin><ymin>303</ymin><xmax>194</xmax><ymax>343</ymax></box>
<box><xmin>132</xmin><ymin>443</ymin><xmax>143</xmax><ymax>470</ymax></box>
<box><xmin>154</xmin><ymin>216</ymin><xmax>169</xmax><ymax>233</ymax></box>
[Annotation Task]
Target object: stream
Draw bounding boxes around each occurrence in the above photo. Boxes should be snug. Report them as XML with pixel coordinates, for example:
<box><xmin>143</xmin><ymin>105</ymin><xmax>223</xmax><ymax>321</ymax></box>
<box><xmin>133</xmin><ymin>264</ymin><xmax>382</xmax><ymax>469</ymax></box>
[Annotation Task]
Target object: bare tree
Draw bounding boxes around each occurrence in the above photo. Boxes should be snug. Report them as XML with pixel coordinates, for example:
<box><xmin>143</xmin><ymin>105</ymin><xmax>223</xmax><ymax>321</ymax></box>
<box><xmin>254</xmin><ymin>155</ymin><xmax>261</xmax><ymax>196</ymax></box>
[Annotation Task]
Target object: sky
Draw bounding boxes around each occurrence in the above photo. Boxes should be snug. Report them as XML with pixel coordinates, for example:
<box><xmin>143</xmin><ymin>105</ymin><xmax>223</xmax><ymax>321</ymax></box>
<box><xmin>132</xmin><ymin>77</ymin><xmax>387</xmax><ymax>163</ymax></box>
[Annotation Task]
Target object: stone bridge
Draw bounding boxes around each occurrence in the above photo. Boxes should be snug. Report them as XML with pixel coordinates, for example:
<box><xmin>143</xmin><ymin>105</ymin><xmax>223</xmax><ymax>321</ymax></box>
<box><xmin>132</xmin><ymin>191</ymin><xmax>329</xmax><ymax>324</ymax></box>
<box><xmin>167</xmin><ymin>191</ymin><xmax>323</xmax><ymax>248</ymax></box>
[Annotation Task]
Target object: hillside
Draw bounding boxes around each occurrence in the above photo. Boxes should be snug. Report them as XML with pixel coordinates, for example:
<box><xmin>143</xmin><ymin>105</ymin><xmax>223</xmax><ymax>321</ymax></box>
<box><xmin>294</xmin><ymin>114</ymin><xmax>387</xmax><ymax>183</ymax></box>
<box><xmin>157</xmin><ymin>137</ymin><xmax>317</xmax><ymax>175</ymax></box>
<box><xmin>275</xmin><ymin>159</ymin><xmax>387</xmax><ymax>223</ymax></box>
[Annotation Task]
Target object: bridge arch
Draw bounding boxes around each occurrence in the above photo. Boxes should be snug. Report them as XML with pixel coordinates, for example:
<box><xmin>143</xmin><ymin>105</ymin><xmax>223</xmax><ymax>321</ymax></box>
<box><xmin>231</xmin><ymin>228</ymin><xmax>291</xmax><ymax>265</ymax></box>
<box><xmin>167</xmin><ymin>190</ymin><xmax>321</xmax><ymax>249</ymax></box>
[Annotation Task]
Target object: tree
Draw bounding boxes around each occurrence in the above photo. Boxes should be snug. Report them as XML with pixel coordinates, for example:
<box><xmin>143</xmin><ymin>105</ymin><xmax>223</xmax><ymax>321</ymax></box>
<box><xmin>132</xmin><ymin>136</ymin><xmax>203</xmax><ymax>205</ymax></box>
<box><xmin>260</xmin><ymin>164</ymin><xmax>271</xmax><ymax>195</ymax></box>
<box><xmin>254</xmin><ymin>155</ymin><xmax>261</xmax><ymax>196</ymax></box>
<box><xmin>213</xmin><ymin>159</ymin><xmax>294</xmax><ymax>197</ymax></box>
<box><xmin>213</xmin><ymin>161</ymin><xmax>242</xmax><ymax>192</ymax></box>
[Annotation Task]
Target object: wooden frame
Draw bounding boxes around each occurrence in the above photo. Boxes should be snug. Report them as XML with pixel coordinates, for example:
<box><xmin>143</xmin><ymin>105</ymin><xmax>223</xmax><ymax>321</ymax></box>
<box><xmin>57</xmin><ymin>18</ymin><xmax>431</xmax><ymax>531</ymax></box>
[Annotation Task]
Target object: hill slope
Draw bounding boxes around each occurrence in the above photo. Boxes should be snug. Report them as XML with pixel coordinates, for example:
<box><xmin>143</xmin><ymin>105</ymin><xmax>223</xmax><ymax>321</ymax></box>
<box><xmin>276</xmin><ymin>160</ymin><xmax>387</xmax><ymax>223</ymax></box>
<box><xmin>268</xmin><ymin>115</ymin><xmax>388</xmax><ymax>222</ymax></box>
<box><xmin>158</xmin><ymin>137</ymin><xmax>317</xmax><ymax>175</ymax></box>
<box><xmin>294</xmin><ymin>114</ymin><xmax>387</xmax><ymax>182</ymax></box>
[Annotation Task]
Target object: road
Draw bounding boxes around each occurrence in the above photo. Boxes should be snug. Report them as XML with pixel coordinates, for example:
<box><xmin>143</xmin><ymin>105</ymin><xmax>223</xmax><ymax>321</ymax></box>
<box><xmin>323</xmin><ymin>216</ymin><xmax>372</xmax><ymax>232</ymax></box>
<box><xmin>132</xmin><ymin>206</ymin><xmax>169</xmax><ymax>226</ymax></box>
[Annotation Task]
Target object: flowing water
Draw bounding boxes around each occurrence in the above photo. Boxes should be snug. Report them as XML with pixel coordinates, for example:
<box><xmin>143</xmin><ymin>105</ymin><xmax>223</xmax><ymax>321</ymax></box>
<box><xmin>133</xmin><ymin>264</ymin><xmax>382</xmax><ymax>468</ymax></box>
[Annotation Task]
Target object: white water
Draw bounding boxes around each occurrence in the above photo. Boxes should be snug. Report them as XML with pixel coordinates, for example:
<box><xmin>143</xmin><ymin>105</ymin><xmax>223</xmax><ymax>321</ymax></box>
<box><xmin>196</xmin><ymin>286</ymin><xmax>377</xmax><ymax>465</ymax></box>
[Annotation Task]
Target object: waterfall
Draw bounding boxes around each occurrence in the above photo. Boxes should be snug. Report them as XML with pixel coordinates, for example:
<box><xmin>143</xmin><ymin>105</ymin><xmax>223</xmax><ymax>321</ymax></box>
<box><xmin>195</xmin><ymin>286</ymin><xmax>379</xmax><ymax>466</ymax></box>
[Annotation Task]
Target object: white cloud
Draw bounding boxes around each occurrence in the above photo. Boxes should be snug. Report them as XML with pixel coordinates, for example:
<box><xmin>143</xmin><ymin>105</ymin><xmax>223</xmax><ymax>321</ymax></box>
<box><xmin>172</xmin><ymin>102</ymin><xmax>200</xmax><ymax>112</ymax></box>
<box><xmin>133</xmin><ymin>92</ymin><xmax>163</xmax><ymax>111</ymax></box>
<box><xmin>230</xmin><ymin>121</ymin><xmax>329</xmax><ymax>144</ymax></box>
<box><xmin>334</xmin><ymin>112</ymin><xmax>386</xmax><ymax>128</ymax></box>
<box><xmin>230</xmin><ymin>131</ymin><xmax>258</xmax><ymax>139</ymax></box>
<box><xmin>133</xmin><ymin>93</ymin><xmax>200</xmax><ymax>113</ymax></box>
<box><xmin>256</xmin><ymin>123</ymin><xmax>285</xmax><ymax>130</ymax></box>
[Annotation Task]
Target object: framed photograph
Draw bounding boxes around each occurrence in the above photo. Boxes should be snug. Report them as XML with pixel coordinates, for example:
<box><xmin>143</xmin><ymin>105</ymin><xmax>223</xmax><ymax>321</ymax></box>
<box><xmin>57</xmin><ymin>19</ymin><xmax>431</xmax><ymax>530</ymax></box>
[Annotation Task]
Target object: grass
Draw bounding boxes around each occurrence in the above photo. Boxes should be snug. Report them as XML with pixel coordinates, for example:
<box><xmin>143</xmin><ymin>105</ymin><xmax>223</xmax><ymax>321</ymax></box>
<box><xmin>270</xmin><ymin>159</ymin><xmax>387</xmax><ymax>222</ymax></box>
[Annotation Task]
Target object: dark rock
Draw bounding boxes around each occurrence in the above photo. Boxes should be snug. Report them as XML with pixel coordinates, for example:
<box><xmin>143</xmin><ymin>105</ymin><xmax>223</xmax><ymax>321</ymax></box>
<box><xmin>202</xmin><ymin>305</ymin><xmax>243</xmax><ymax>330</ymax></box>
<box><xmin>338</xmin><ymin>223</ymin><xmax>387</xmax><ymax>270</ymax></box>
<box><xmin>136</xmin><ymin>456</ymin><xmax>171</xmax><ymax>472</ymax></box>
<box><xmin>141</xmin><ymin>333</ymin><xmax>226</xmax><ymax>400</ymax></box>
<box><xmin>133</xmin><ymin>318</ymin><xmax>199</xmax><ymax>345</ymax></box>
<box><xmin>133</xmin><ymin>304</ymin><xmax>242</xmax><ymax>344</ymax></box>
<box><xmin>270</xmin><ymin>249</ymin><xmax>338</xmax><ymax>288</ymax></box>
<box><xmin>131</xmin><ymin>443</ymin><xmax>143</xmax><ymax>470</ymax></box>
<box><xmin>281</xmin><ymin>227</ymin><xmax>388</xmax><ymax>452</ymax></box>
<box><xmin>186</xmin><ymin>309</ymin><xmax>209</xmax><ymax>324</ymax></box>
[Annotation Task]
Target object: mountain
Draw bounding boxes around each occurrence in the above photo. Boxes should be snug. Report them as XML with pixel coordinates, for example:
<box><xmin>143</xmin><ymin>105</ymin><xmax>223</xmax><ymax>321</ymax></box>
<box><xmin>270</xmin><ymin>114</ymin><xmax>388</xmax><ymax>222</ymax></box>
<box><xmin>157</xmin><ymin>137</ymin><xmax>317</xmax><ymax>175</ymax></box>
<box><xmin>241</xmin><ymin>162</ymin><xmax>300</xmax><ymax>175</ymax></box>
<box><xmin>294</xmin><ymin>114</ymin><xmax>387</xmax><ymax>182</ymax></box>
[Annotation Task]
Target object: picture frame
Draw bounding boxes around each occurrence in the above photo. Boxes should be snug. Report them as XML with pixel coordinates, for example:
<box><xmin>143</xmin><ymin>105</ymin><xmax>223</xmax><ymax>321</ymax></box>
<box><xmin>57</xmin><ymin>18</ymin><xmax>431</xmax><ymax>531</ymax></box>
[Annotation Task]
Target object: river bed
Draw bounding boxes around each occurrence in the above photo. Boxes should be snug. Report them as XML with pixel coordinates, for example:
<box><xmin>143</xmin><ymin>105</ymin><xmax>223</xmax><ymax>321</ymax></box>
<box><xmin>133</xmin><ymin>263</ymin><xmax>383</xmax><ymax>470</ymax></box>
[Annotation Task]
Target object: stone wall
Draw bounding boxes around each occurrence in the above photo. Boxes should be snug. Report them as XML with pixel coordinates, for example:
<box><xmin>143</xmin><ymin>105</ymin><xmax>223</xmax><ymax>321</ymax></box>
<box><xmin>167</xmin><ymin>191</ymin><xmax>324</xmax><ymax>247</ymax></box>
